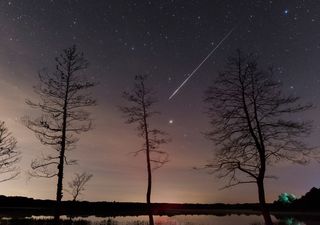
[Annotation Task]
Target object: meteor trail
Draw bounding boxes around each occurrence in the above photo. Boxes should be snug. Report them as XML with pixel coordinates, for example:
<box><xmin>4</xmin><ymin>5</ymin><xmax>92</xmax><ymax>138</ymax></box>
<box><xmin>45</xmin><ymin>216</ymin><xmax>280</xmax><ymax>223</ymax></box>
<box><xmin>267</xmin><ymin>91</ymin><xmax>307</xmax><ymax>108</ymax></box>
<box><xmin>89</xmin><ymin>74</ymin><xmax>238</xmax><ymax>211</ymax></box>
<box><xmin>169</xmin><ymin>27</ymin><xmax>236</xmax><ymax>100</ymax></box>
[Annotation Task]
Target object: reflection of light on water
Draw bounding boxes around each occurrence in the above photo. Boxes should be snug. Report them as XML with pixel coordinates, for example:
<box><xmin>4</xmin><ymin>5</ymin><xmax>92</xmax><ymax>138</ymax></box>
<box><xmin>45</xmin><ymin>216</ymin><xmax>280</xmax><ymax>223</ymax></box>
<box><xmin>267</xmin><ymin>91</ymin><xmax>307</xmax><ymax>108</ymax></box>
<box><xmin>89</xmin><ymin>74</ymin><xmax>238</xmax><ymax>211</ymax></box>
<box><xmin>15</xmin><ymin>215</ymin><xmax>315</xmax><ymax>225</ymax></box>
<box><xmin>0</xmin><ymin>217</ymin><xmax>11</xmax><ymax>220</ymax></box>
<box><xmin>28</xmin><ymin>215</ymin><xmax>76</xmax><ymax>220</ymax></box>
<box><xmin>280</xmin><ymin>217</ymin><xmax>306</xmax><ymax>225</ymax></box>
<box><xmin>28</xmin><ymin>215</ymin><xmax>54</xmax><ymax>220</ymax></box>
<box><xmin>26</xmin><ymin>215</ymin><xmax>265</xmax><ymax>225</ymax></box>
<box><xmin>154</xmin><ymin>217</ymin><xmax>179</xmax><ymax>225</ymax></box>
<box><xmin>29</xmin><ymin>214</ymin><xmax>264</xmax><ymax>224</ymax></box>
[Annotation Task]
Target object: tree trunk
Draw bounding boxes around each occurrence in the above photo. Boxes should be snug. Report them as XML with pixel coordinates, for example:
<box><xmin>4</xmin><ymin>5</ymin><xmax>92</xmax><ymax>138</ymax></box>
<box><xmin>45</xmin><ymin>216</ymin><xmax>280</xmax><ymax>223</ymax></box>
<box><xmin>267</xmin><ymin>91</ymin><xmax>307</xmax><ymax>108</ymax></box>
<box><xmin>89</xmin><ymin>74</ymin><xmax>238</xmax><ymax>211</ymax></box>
<box><xmin>54</xmin><ymin>153</ymin><xmax>65</xmax><ymax>223</ymax></box>
<box><xmin>146</xmin><ymin>145</ymin><xmax>152</xmax><ymax>204</ymax></box>
<box><xmin>54</xmin><ymin>64</ymin><xmax>70</xmax><ymax>223</ymax></box>
<box><xmin>146</xmin><ymin>147</ymin><xmax>153</xmax><ymax>225</ymax></box>
<box><xmin>141</xmin><ymin>80</ymin><xmax>152</xmax><ymax>205</ymax></box>
<box><xmin>257</xmin><ymin>179</ymin><xmax>273</xmax><ymax>225</ymax></box>
<box><xmin>141</xmin><ymin>80</ymin><xmax>153</xmax><ymax>224</ymax></box>
<box><xmin>54</xmin><ymin>117</ymin><xmax>67</xmax><ymax>223</ymax></box>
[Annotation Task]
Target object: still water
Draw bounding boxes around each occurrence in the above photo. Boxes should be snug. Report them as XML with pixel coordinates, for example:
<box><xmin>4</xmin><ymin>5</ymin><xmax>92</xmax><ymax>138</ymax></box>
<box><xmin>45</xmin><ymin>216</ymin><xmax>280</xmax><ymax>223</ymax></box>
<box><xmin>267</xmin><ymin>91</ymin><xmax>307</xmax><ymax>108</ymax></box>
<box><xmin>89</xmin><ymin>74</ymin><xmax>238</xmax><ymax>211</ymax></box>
<box><xmin>29</xmin><ymin>214</ymin><xmax>319</xmax><ymax>225</ymax></box>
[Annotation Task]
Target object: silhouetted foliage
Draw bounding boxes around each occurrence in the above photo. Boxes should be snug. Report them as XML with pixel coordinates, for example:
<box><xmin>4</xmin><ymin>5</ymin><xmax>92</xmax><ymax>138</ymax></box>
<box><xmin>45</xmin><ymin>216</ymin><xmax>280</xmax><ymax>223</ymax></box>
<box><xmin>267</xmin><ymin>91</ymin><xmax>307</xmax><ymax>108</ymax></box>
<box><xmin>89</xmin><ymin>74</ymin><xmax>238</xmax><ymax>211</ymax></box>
<box><xmin>67</xmin><ymin>172</ymin><xmax>93</xmax><ymax>201</ymax></box>
<box><xmin>0</xmin><ymin>121</ymin><xmax>20</xmax><ymax>182</ymax></box>
<box><xmin>23</xmin><ymin>45</ymin><xmax>96</xmax><ymax>221</ymax></box>
<box><xmin>203</xmin><ymin>50</ymin><xmax>313</xmax><ymax>225</ymax></box>
<box><xmin>120</xmin><ymin>75</ymin><xmax>170</xmax><ymax>215</ymax></box>
<box><xmin>291</xmin><ymin>187</ymin><xmax>320</xmax><ymax>210</ymax></box>
<box><xmin>0</xmin><ymin>194</ymin><xmax>272</xmax><ymax>216</ymax></box>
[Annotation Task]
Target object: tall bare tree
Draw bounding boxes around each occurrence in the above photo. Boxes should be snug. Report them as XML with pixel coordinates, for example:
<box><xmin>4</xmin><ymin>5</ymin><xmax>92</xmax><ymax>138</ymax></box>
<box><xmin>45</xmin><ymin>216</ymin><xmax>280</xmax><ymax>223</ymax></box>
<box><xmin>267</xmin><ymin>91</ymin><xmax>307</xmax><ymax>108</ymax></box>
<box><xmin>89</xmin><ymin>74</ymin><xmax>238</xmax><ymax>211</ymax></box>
<box><xmin>0</xmin><ymin>121</ymin><xmax>20</xmax><ymax>182</ymax></box>
<box><xmin>203</xmin><ymin>50</ymin><xmax>312</xmax><ymax>225</ymax></box>
<box><xmin>23</xmin><ymin>45</ymin><xmax>96</xmax><ymax>222</ymax></box>
<box><xmin>120</xmin><ymin>75</ymin><xmax>170</xmax><ymax>225</ymax></box>
<box><xmin>66</xmin><ymin>172</ymin><xmax>93</xmax><ymax>201</ymax></box>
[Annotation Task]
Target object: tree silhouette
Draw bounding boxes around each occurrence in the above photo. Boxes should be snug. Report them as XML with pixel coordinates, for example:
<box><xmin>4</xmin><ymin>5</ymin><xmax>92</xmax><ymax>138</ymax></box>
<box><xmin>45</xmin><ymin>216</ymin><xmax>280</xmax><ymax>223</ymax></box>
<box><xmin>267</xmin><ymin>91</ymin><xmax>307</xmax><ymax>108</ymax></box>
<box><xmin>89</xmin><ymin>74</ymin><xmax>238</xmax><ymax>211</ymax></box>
<box><xmin>66</xmin><ymin>172</ymin><xmax>93</xmax><ymax>223</ymax></box>
<box><xmin>0</xmin><ymin>121</ymin><xmax>20</xmax><ymax>182</ymax></box>
<box><xmin>23</xmin><ymin>45</ymin><xmax>96</xmax><ymax>222</ymax></box>
<box><xmin>67</xmin><ymin>172</ymin><xmax>93</xmax><ymax>201</ymax></box>
<box><xmin>120</xmin><ymin>75</ymin><xmax>170</xmax><ymax>225</ymax></box>
<box><xmin>203</xmin><ymin>50</ymin><xmax>313</xmax><ymax>225</ymax></box>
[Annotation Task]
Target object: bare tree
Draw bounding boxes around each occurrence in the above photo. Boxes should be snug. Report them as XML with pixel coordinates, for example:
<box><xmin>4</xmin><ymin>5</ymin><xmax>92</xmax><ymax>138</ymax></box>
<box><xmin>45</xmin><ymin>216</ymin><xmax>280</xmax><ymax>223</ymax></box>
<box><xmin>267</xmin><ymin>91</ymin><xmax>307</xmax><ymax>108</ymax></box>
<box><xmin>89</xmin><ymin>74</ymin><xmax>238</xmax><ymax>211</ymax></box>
<box><xmin>66</xmin><ymin>172</ymin><xmax>93</xmax><ymax>224</ymax></box>
<box><xmin>23</xmin><ymin>45</ymin><xmax>96</xmax><ymax>222</ymax></box>
<box><xmin>120</xmin><ymin>75</ymin><xmax>170</xmax><ymax>225</ymax></box>
<box><xmin>66</xmin><ymin>172</ymin><xmax>93</xmax><ymax>201</ymax></box>
<box><xmin>203</xmin><ymin>50</ymin><xmax>313</xmax><ymax>225</ymax></box>
<box><xmin>0</xmin><ymin>121</ymin><xmax>20</xmax><ymax>182</ymax></box>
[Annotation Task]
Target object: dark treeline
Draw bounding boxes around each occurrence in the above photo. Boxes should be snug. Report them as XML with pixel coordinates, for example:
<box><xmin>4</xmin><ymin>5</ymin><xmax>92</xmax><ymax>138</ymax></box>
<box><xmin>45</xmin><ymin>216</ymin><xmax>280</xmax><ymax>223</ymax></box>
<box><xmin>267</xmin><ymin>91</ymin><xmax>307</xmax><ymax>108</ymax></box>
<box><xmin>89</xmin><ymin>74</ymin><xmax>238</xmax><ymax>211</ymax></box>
<box><xmin>0</xmin><ymin>195</ymin><xmax>275</xmax><ymax>217</ymax></box>
<box><xmin>0</xmin><ymin>187</ymin><xmax>319</xmax><ymax>218</ymax></box>
<box><xmin>273</xmin><ymin>187</ymin><xmax>320</xmax><ymax>211</ymax></box>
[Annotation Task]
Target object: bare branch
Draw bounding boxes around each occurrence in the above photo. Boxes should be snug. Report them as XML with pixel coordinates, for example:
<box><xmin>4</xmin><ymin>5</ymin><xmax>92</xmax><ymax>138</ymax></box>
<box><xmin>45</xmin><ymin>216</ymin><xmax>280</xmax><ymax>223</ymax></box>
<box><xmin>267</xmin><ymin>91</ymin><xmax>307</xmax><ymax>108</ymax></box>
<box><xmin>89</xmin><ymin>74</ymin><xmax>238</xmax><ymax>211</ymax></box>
<box><xmin>23</xmin><ymin>45</ymin><xmax>96</xmax><ymax>220</ymax></box>
<box><xmin>203</xmin><ymin>50</ymin><xmax>314</xmax><ymax>194</ymax></box>
<box><xmin>66</xmin><ymin>172</ymin><xmax>93</xmax><ymax>201</ymax></box>
<box><xmin>120</xmin><ymin>75</ymin><xmax>170</xmax><ymax>204</ymax></box>
<box><xmin>0</xmin><ymin>121</ymin><xmax>21</xmax><ymax>182</ymax></box>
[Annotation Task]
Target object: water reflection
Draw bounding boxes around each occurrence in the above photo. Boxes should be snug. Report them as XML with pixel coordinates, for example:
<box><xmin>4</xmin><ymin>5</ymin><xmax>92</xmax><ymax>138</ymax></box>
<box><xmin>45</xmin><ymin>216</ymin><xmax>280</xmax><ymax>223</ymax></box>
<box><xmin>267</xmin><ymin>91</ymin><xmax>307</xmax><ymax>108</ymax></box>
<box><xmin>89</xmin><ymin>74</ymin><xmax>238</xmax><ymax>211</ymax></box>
<box><xmin>148</xmin><ymin>214</ymin><xmax>154</xmax><ymax>225</ymax></box>
<box><xmin>278</xmin><ymin>217</ymin><xmax>305</xmax><ymax>225</ymax></box>
<box><xmin>1</xmin><ymin>214</ymin><xmax>318</xmax><ymax>225</ymax></box>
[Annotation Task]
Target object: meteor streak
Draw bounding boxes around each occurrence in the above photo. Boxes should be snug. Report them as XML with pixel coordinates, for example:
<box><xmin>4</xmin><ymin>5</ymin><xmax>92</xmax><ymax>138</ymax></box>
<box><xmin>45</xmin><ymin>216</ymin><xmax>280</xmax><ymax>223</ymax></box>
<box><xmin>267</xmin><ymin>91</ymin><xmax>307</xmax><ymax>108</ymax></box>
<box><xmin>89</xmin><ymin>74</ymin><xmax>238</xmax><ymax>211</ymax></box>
<box><xmin>169</xmin><ymin>27</ymin><xmax>236</xmax><ymax>100</ymax></box>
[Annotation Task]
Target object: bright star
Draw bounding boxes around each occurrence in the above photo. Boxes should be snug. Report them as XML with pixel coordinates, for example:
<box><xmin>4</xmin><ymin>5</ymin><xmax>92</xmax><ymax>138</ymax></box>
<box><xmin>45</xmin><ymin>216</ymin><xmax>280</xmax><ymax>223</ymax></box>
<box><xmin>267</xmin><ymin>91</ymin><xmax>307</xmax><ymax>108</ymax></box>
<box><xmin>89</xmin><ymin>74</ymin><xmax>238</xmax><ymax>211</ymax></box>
<box><xmin>284</xmin><ymin>9</ymin><xmax>289</xmax><ymax>15</ymax></box>
<box><xmin>169</xmin><ymin>120</ymin><xmax>173</xmax><ymax>124</ymax></box>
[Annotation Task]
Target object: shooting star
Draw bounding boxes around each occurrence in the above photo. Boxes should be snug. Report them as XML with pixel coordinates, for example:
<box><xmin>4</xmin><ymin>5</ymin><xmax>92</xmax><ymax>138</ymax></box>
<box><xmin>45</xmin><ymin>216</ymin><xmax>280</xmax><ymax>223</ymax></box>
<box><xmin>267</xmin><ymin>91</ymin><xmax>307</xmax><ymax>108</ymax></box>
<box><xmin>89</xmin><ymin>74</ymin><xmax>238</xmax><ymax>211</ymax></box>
<box><xmin>169</xmin><ymin>26</ymin><xmax>236</xmax><ymax>100</ymax></box>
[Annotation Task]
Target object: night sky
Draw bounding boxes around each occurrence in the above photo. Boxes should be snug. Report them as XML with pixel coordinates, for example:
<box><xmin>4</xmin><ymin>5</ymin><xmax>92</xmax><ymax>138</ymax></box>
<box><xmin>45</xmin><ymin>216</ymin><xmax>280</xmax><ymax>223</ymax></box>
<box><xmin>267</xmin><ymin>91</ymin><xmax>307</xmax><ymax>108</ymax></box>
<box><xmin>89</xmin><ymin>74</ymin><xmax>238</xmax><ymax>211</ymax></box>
<box><xmin>0</xmin><ymin>0</ymin><xmax>320</xmax><ymax>203</ymax></box>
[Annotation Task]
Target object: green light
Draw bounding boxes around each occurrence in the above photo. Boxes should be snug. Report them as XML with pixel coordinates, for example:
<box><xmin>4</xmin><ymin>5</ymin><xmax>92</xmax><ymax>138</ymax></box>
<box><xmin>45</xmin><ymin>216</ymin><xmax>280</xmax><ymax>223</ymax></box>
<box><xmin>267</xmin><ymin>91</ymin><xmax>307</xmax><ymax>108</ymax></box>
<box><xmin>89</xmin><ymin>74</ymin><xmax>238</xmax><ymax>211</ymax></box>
<box><xmin>281</xmin><ymin>217</ymin><xmax>304</xmax><ymax>225</ymax></box>
<box><xmin>278</xmin><ymin>193</ymin><xmax>296</xmax><ymax>204</ymax></box>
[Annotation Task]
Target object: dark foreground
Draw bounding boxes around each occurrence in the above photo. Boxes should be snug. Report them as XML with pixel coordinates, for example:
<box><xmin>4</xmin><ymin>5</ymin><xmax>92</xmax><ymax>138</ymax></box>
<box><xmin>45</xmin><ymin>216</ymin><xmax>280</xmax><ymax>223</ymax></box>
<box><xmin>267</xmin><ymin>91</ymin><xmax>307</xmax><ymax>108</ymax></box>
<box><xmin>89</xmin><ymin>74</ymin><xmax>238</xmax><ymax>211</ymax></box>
<box><xmin>0</xmin><ymin>187</ymin><xmax>319</xmax><ymax>225</ymax></box>
<box><xmin>1</xmin><ymin>186</ymin><xmax>319</xmax><ymax>218</ymax></box>
<box><xmin>0</xmin><ymin>195</ymin><xmax>319</xmax><ymax>218</ymax></box>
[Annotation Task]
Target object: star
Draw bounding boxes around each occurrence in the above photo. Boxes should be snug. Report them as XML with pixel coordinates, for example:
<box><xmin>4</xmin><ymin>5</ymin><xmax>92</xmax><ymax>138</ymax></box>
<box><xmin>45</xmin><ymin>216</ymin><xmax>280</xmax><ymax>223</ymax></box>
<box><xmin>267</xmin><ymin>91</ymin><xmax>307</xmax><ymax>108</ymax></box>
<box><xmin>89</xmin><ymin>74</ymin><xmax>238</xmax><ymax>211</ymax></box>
<box><xmin>284</xmin><ymin>9</ymin><xmax>289</xmax><ymax>15</ymax></box>
<box><xmin>169</xmin><ymin>120</ymin><xmax>174</xmax><ymax>124</ymax></box>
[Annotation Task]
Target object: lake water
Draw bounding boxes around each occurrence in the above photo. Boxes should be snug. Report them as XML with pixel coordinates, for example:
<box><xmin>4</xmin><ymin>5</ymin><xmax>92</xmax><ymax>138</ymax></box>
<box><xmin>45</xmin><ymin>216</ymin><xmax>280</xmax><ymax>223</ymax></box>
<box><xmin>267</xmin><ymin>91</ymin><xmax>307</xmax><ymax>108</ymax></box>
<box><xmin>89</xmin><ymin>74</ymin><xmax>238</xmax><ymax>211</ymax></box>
<box><xmin>72</xmin><ymin>215</ymin><xmax>266</xmax><ymax>224</ymax></box>
<box><xmin>28</xmin><ymin>214</ymin><xmax>319</xmax><ymax>225</ymax></box>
